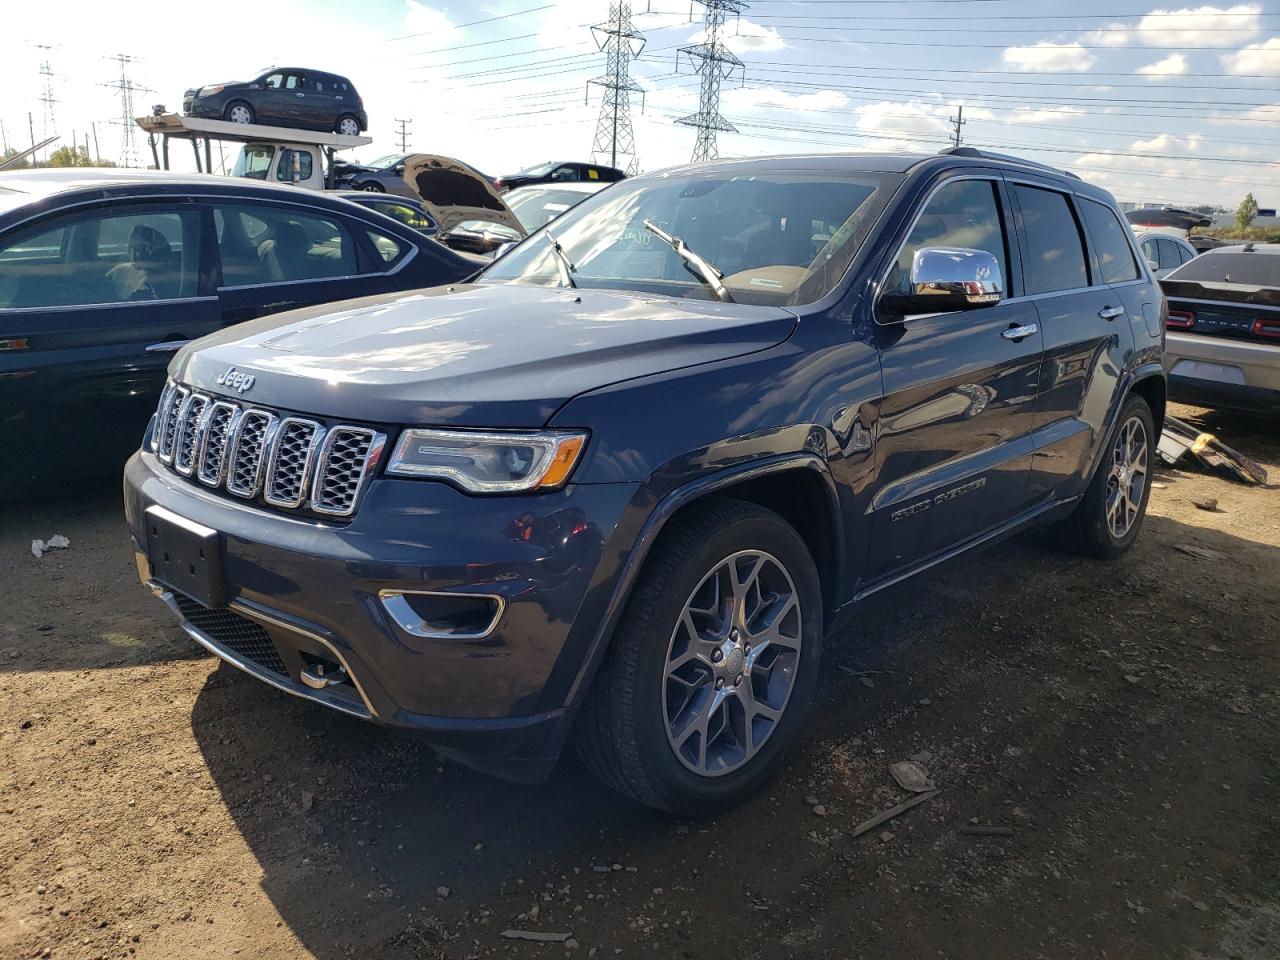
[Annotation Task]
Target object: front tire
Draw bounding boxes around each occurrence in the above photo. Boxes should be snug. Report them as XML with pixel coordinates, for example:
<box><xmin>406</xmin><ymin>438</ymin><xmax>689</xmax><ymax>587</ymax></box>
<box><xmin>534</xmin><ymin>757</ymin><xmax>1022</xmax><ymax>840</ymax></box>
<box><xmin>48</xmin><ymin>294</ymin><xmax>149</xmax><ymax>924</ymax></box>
<box><xmin>1051</xmin><ymin>394</ymin><xmax>1155</xmax><ymax>559</ymax></box>
<box><xmin>358</xmin><ymin>181</ymin><xmax>384</xmax><ymax>192</ymax></box>
<box><xmin>575</xmin><ymin>498</ymin><xmax>823</xmax><ymax>815</ymax></box>
<box><xmin>224</xmin><ymin>101</ymin><xmax>255</xmax><ymax>125</ymax></box>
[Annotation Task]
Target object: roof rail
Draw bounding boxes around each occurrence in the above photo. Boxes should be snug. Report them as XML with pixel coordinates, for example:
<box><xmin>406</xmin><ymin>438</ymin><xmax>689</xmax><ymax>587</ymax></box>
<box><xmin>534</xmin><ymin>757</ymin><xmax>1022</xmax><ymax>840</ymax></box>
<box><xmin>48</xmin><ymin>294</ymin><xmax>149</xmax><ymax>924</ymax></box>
<box><xmin>937</xmin><ymin>146</ymin><xmax>1081</xmax><ymax>182</ymax></box>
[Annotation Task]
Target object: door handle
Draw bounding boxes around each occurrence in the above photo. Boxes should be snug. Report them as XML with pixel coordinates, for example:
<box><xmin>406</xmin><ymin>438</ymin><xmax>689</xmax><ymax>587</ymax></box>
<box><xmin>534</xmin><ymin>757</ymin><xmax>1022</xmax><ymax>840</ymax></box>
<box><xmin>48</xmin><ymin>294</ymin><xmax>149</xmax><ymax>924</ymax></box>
<box><xmin>296</xmin><ymin>93</ymin><xmax>306</xmax><ymax>98</ymax></box>
<box><xmin>1099</xmin><ymin>305</ymin><xmax>1125</xmax><ymax>321</ymax></box>
<box><xmin>1001</xmin><ymin>323</ymin><xmax>1038</xmax><ymax>342</ymax></box>
<box><xmin>146</xmin><ymin>340</ymin><xmax>189</xmax><ymax>353</ymax></box>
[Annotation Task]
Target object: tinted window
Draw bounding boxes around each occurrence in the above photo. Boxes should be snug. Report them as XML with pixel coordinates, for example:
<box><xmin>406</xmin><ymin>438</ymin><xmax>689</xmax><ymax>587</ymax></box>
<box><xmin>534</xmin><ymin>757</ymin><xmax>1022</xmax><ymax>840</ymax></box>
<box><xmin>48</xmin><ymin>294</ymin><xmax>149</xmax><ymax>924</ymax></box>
<box><xmin>1013</xmin><ymin>185</ymin><xmax>1089</xmax><ymax>295</ymax></box>
<box><xmin>1157</xmin><ymin>239</ymin><xmax>1182</xmax><ymax>271</ymax></box>
<box><xmin>368</xmin><ymin>200</ymin><xmax>434</xmax><ymax>232</ymax></box>
<box><xmin>0</xmin><ymin>209</ymin><xmax>198</xmax><ymax>308</ymax></box>
<box><xmin>1167</xmin><ymin>251</ymin><xmax>1280</xmax><ymax>287</ymax></box>
<box><xmin>275</xmin><ymin>149</ymin><xmax>314</xmax><ymax>183</ymax></box>
<box><xmin>550</xmin><ymin>165</ymin><xmax>577</xmax><ymax>182</ymax></box>
<box><xmin>891</xmin><ymin>179</ymin><xmax>1008</xmax><ymax>296</ymax></box>
<box><xmin>367</xmin><ymin>230</ymin><xmax>404</xmax><ymax>263</ymax></box>
<box><xmin>214</xmin><ymin>205</ymin><xmax>357</xmax><ymax>287</ymax></box>
<box><xmin>1140</xmin><ymin>237</ymin><xmax>1159</xmax><ymax>270</ymax></box>
<box><xmin>1178</xmin><ymin>243</ymin><xmax>1195</xmax><ymax>265</ymax></box>
<box><xmin>1080</xmin><ymin>198</ymin><xmax>1138</xmax><ymax>284</ymax></box>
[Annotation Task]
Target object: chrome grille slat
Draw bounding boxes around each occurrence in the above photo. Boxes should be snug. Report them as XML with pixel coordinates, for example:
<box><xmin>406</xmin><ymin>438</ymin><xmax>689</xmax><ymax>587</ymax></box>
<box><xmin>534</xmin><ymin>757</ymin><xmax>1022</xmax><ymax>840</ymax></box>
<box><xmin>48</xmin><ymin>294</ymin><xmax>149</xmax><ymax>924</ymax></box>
<box><xmin>311</xmin><ymin>428</ymin><xmax>380</xmax><ymax>517</ymax></box>
<box><xmin>225</xmin><ymin>410</ymin><xmax>278</xmax><ymax>498</ymax></box>
<box><xmin>174</xmin><ymin>393</ymin><xmax>210</xmax><ymax>476</ymax></box>
<box><xmin>197</xmin><ymin>402</ymin><xmax>239</xmax><ymax>487</ymax></box>
<box><xmin>264</xmin><ymin>418</ymin><xmax>324</xmax><ymax>509</ymax></box>
<box><xmin>149</xmin><ymin>386</ymin><xmax>381</xmax><ymax>518</ymax></box>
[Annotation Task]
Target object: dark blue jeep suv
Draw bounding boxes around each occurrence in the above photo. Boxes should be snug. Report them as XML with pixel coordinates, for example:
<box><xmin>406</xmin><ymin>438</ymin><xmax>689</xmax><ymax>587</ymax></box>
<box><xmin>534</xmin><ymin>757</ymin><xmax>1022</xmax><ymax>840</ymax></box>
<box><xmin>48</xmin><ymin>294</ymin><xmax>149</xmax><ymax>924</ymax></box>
<box><xmin>123</xmin><ymin>149</ymin><xmax>1166</xmax><ymax>814</ymax></box>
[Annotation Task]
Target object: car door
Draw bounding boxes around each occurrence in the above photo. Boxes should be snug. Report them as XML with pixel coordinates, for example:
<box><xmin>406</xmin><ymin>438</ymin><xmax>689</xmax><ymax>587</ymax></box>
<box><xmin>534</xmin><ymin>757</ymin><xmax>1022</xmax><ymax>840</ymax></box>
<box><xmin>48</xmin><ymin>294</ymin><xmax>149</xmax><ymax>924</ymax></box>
<box><xmin>865</xmin><ymin>174</ymin><xmax>1043</xmax><ymax>582</ymax></box>
<box><xmin>281</xmin><ymin>71</ymin><xmax>312</xmax><ymax>127</ymax></box>
<box><xmin>256</xmin><ymin>72</ymin><xmax>289</xmax><ymax>125</ymax></box>
<box><xmin>0</xmin><ymin>199</ymin><xmax>218</xmax><ymax>488</ymax></box>
<box><xmin>307</xmin><ymin>74</ymin><xmax>340</xmax><ymax>129</ymax></box>
<box><xmin>210</xmin><ymin>199</ymin><xmax>404</xmax><ymax>328</ymax></box>
<box><xmin>1014</xmin><ymin>183</ymin><xmax>1138</xmax><ymax>503</ymax></box>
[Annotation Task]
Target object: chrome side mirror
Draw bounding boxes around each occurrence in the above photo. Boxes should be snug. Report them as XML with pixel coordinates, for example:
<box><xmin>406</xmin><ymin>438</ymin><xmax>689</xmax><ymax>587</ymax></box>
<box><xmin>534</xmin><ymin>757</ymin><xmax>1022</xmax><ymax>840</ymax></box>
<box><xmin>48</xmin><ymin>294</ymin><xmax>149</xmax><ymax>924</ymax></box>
<box><xmin>883</xmin><ymin>246</ymin><xmax>1004</xmax><ymax>317</ymax></box>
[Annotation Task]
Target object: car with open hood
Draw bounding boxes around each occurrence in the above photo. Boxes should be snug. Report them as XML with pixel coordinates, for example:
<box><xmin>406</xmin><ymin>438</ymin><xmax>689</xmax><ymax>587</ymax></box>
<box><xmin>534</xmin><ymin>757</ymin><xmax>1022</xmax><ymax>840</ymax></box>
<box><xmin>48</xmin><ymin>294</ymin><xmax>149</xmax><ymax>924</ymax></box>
<box><xmin>123</xmin><ymin>149</ymin><xmax>1166</xmax><ymax>813</ymax></box>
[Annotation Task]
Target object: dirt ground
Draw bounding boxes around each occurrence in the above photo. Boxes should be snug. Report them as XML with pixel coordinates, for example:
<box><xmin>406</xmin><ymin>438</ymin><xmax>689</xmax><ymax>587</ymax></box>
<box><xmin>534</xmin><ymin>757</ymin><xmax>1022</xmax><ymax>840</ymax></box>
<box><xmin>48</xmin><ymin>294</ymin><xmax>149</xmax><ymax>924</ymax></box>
<box><xmin>2</xmin><ymin>402</ymin><xmax>1277</xmax><ymax>960</ymax></box>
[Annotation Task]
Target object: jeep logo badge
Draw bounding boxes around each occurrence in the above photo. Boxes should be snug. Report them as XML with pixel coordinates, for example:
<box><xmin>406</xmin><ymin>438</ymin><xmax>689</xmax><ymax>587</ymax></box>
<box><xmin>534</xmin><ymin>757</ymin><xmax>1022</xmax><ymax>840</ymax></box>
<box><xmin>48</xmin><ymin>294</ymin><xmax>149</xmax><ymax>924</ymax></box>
<box><xmin>216</xmin><ymin>366</ymin><xmax>256</xmax><ymax>394</ymax></box>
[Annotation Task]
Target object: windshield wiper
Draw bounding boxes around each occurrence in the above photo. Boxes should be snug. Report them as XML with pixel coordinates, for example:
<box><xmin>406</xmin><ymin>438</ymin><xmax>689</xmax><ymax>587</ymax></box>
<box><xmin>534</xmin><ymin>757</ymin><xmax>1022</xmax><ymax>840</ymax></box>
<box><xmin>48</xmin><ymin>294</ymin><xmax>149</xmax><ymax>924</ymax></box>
<box><xmin>642</xmin><ymin>219</ymin><xmax>734</xmax><ymax>303</ymax></box>
<box><xmin>542</xmin><ymin>228</ymin><xmax>577</xmax><ymax>289</ymax></box>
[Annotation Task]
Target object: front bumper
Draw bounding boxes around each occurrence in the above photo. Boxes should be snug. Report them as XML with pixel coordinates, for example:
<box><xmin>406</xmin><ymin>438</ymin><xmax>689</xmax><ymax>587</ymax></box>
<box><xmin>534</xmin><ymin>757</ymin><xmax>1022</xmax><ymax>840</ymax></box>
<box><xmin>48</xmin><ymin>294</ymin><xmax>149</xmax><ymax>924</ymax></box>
<box><xmin>1165</xmin><ymin>332</ymin><xmax>1280</xmax><ymax>411</ymax></box>
<box><xmin>124</xmin><ymin>451</ymin><xmax>642</xmax><ymax>780</ymax></box>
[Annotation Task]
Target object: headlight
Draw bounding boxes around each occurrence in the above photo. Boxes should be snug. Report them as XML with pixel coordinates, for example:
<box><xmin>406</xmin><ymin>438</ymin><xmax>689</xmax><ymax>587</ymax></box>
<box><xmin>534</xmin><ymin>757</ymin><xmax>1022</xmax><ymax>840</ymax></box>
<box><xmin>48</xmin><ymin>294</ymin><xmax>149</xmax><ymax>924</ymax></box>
<box><xmin>386</xmin><ymin>429</ymin><xmax>587</xmax><ymax>493</ymax></box>
<box><xmin>201</xmin><ymin>85</ymin><xmax>225</xmax><ymax>95</ymax></box>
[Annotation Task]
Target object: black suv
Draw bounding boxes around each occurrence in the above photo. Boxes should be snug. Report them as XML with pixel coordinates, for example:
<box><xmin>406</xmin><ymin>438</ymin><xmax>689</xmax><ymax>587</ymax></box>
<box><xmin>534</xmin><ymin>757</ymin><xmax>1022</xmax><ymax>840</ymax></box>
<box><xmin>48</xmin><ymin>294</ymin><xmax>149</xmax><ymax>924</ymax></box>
<box><xmin>184</xmin><ymin>68</ymin><xmax>367</xmax><ymax>135</ymax></box>
<box><xmin>124</xmin><ymin>149</ymin><xmax>1166</xmax><ymax>814</ymax></box>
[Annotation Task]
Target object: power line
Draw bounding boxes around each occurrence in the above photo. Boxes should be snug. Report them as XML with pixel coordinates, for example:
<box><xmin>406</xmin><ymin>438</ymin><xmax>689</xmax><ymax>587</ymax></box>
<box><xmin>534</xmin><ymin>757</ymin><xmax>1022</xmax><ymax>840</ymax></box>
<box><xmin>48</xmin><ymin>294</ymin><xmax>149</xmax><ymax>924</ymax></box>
<box><xmin>677</xmin><ymin>0</ymin><xmax>749</xmax><ymax>163</ymax></box>
<box><xmin>588</xmin><ymin>2</ymin><xmax>646</xmax><ymax>174</ymax></box>
<box><xmin>385</xmin><ymin>3</ymin><xmax>558</xmax><ymax>42</ymax></box>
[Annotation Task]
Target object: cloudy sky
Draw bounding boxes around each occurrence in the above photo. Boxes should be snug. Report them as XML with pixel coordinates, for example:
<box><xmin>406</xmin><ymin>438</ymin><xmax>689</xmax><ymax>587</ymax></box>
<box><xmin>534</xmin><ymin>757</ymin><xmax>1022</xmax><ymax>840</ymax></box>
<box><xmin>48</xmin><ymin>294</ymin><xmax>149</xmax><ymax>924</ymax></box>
<box><xmin>2</xmin><ymin>0</ymin><xmax>1278</xmax><ymax>208</ymax></box>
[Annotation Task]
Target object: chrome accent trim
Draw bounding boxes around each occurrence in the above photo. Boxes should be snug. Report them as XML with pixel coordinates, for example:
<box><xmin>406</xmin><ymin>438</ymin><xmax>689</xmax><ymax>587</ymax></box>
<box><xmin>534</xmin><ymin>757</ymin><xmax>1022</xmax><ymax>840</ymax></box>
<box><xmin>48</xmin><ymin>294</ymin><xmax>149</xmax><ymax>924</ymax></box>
<box><xmin>378</xmin><ymin>589</ymin><xmax>506</xmax><ymax>641</ymax></box>
<box><xmin>157</xmin><ymin>385</ymin><xmax>190</xmax><ymax>464</ymax></box>
<box><xmin>150</xmin><ymin>381</ymin><xmax>176</xmax><ymax>453</ymax></box>
<box><xmin>263</xmin><ymin>417</ymin><xmax>325</xmax><ymax>509</ymax></box>
<box><xmin>196</xmin><ymin>401</ymin><xmax>241</xmax><ymax>488</ymax></box>
<box><xmin>173</xmin><ymin>392</ymin><xmax>211</xmax><ymax>477</ymax></box>
<box><xmin>0</xmin><ymin>296</ymin><xmax>220</xmax><ymax>316</ymax></box>
<box><xmin>310</xmin><ymin>427</ymin><xmax>385</xmax><ymax>517</ymax></box>
<box><xmin>1099</xmin><ymin>305</ymin><xmax>1126</xmax><ymax>320</ymax></box>
<box><xmin>225</xmin><ymin>409</ymin><xmax>279</xmax><ymax>498</ymax></box>
<box><xmin>1002</xmin><ymin>323</ymin><xmax>1039</xmax><ymax>342</ymax></box>
<box><xmin>150</xmin><ymin>585</ymin><xmax>374</xmax><ymax>720</ymax></box>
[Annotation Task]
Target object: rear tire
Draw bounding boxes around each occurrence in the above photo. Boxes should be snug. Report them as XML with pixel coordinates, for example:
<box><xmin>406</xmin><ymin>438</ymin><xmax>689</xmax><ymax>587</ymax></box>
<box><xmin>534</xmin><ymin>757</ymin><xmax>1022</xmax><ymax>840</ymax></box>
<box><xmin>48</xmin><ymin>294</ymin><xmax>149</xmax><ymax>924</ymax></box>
<box><xmin>335</xmin><ymin>114</ymin><xmax>361</xmax><ymax>137</ymax></box>
<box><xmin>1051</xmin><ymin>394</ymin><xmax>1155</xmax><ymax>560</ymax></box>
<box><xmin>224</xmin><ymin>101</ymin><xmax>254</xmax><ymax>125</ymax></box>
<box><xmin>574</xmin><ymin>497</ymin><xmax>823</xmax><ymax>816</ymax></box>
<box><xmin>358</xmin><ymin>181</ymin><xmax>384</xmax><ymax>192</ymax></box>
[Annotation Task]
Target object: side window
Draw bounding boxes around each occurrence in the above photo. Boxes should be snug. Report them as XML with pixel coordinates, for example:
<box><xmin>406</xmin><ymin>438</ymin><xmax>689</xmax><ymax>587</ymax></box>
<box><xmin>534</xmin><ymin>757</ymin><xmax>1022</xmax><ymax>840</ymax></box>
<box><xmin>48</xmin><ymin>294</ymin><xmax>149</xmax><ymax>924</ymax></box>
<box><xmin>213</xmin><ymin>204</ymin><xmax>357</xmax><ymax>287</ymax></box>
<box><xmin>1140</xmin><ymin>237</ymin><xmax>1159</xmax><ymax>270</ymax></box>
<box><xmin>366</xmin><ymin>230</ymin><xmax>404</xmax><ymax>264</ymax></box>
<box><xmin>1012</xmin><ymin>185</ymin><xmax>1089</xmax><ymax>295</ymax></box>
<box><xmin>312</xmin><ymin>78</ymin><xmax>326</xmax><ymax>92</ymax></box>
<box><xmin>1179</xmin><ymin>243</ymin><xmax>1196</xmax><ymax>265</ymax></box>
<box><xmin>585</xmin><ymin>167</ymin><xmax>601</xmax><ymax>181</ymax></box>
<box><xmin>1157</xmin><ymin>239</ymin><xmax>1184</xmax><ymax>271</ymax></box>
<box><xmin>551</xmin><ymin>165</ymin><xmax>577</xmax><ymax>182</ymax></box>
<box><xmin>284</xmin><ymin>73</ymin><xmax>303</xmax><ymax>91</ymax></box>
<box><xmin>275</xmin><ymin>149</ymin><xmax>314</xmax><ymax>183</ymax></box>
<box><xmin>0</xmin><ymin>208</ymin><xmax>197</xmax><ymax>308</ymax></box>
<box><xmin>890</xmin><ymin>179</ymin><xmax>1009</xmax><ymax>296</ymax></box>
<box><xmin>1079</xmin><ymin>198</ymin><xmax>1139</xmax><ymax>284</ymax></box>
<box><xmin>263</xmin><ymin>73</ymin><xmax>284</xmax><ymax>90</ymax></box>
<box><xmin>373</xmin><ymin>201</ymin><xmax>433</xmax><ymax>232</ymax></box>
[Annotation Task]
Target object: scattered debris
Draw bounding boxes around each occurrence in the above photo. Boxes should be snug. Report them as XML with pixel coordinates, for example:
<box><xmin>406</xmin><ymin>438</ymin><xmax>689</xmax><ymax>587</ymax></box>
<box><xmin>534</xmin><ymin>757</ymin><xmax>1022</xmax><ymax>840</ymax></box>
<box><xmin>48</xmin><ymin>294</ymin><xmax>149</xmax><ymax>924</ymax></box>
<box><xmin>889</xmin><ymin>761</ymin><xmax>935</xmax><ymax>794</ymax></box>
<box><xmin>1123</xmin><ymin>674</ymin><xmax>1142</xmax><ymax>686</ymax></box>
<box><xmin>1176</xmin><ymin>543</ymin><xmax>1230</xmax><ymax>562</ymax></box>
<box><xmin>500</xmin><ymin>930</ymin><xmax>573</xmax><ymax>944</ymax></box>
<box><xmin>1159</xmin><ymin>416</ymin><xmax>1267</xmax><ymax>485</ymax></box>
<box><xmin>299</xmin><ymin>791</ymin><xmax>315</xmax><ymax>814</ymax></box>
<box><xmin>959</xmin><ymin>825</ymin><xmax>1014</xmax><ymax>837</ymax></box>
<box><xmin>436</xmin><ymin>886</ymin><xmax>451</xmax><ymax>899</ymax></box>
<box><xmin>851</xmin><ymin>789</ymin><xmax>940</xmax><ymax>839</ymax></box>
<box><xmin>811</xmin><ymin>804</ymin><xmax>827</xmax><ymax>817</ymax></box>
<box><xmin>803</xmin><ymin>794</ymin><xmax>820</xmax><ymax>806</ymax></box>
<box><xmin>909</xmin><ymin>750</ymin><xmax>933</xmax><ymax>764</ymax></box>
<box><xmin>1151</xmin><ymin>481</ymin><xmax>1168</xmax><ymax>489</ymax></box>
<box><xmin>29</xmin><ymin>535</ymin><xmax>71</xmax><ymax>559</ymax></box>
<box><xmin>1192</xmin><ymin>497</ymin><xmax>1223</xmax><ymax>513</ymax></box>
<box><xmin>878</xmin><ymin>831</ymin><xmax>895</xmax><ymax>843</ymax></box>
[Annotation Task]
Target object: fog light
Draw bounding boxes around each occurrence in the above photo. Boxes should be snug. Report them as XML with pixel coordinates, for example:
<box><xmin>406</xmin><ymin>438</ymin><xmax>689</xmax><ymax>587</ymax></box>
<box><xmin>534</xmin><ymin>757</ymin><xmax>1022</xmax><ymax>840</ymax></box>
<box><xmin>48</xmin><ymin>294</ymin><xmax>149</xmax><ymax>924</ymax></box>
<box><xmin>379</xmin><ymin>590</ymin><xmax>504</xmax><ymax>640</ymax></box>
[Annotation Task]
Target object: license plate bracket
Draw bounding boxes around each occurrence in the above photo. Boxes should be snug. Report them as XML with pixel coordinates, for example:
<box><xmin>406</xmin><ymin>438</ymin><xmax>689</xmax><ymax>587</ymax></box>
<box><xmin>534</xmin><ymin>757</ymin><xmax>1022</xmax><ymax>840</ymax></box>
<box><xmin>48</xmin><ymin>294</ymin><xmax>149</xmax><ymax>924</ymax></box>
<box><xmin>144</xmin><ymin>505</ymin><xmax>225</xmax><ymax>608</ymax></box>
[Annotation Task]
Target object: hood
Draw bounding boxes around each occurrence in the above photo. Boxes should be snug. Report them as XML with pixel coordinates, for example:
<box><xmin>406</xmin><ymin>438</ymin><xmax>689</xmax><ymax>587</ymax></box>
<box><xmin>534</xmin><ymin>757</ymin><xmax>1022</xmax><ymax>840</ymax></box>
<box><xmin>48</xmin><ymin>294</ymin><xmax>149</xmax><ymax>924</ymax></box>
<box><xmin>402</xmin><ymin>154</ymin><xmax>525</xmax><ymax>238</ymax></box>
<box><xmin>174</xmin><ymin>284</ymin><xmax>797</xmax><ymax>428</ymax></box>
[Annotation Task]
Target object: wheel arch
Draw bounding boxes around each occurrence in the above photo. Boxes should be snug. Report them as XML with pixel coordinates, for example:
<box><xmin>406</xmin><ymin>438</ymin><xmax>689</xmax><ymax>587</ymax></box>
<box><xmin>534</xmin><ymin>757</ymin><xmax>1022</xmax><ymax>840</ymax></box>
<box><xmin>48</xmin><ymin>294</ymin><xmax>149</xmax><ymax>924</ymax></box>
<box><xmin>1083</xmin><ymin>363</ymin><xmax>1166</xmax><ymax>487</ymax></box>
<box><xmin>562</xmin><ymin>453</ymin><xmax>844</xmax><ymax>710</ymax></box>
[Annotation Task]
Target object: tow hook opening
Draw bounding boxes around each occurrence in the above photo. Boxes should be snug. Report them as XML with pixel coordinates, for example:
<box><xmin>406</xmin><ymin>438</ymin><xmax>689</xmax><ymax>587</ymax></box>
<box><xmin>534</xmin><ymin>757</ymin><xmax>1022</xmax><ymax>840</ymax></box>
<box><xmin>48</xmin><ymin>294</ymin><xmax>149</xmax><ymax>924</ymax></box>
<box><xmin>299</xmin><ymin>653</ymin><xmax>350</xmax><ymax>691</ymax></box>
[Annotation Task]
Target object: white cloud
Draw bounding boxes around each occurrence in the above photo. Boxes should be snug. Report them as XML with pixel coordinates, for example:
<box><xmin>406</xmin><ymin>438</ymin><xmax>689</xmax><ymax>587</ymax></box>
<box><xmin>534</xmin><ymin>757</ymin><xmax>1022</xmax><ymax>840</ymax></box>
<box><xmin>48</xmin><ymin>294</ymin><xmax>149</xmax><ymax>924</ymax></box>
<box><xmin>1135</xmin><ymin>5</ymin><xmax>1262</xmax><ymax>47</ymax></box>
<box><xmin>1083</xmin><ymin>23</ymin><xmax>1134</xmax><ymax>46</ymax></box>
<box><xmin>1222</xmin><ymin>36</ymin><xmax>1280</xmax><ymax>75</ymax></box>
<box><xmin>1008</xmin><ymin>106</ymin><xmax>1085</xmax><ymax>124</ymax></box>
<box><xmin>723</xmin><ymin>86</ymin><xmax>848</xmax><ymax>113</ymax></box>
<box><xmin>403</xmin><ymin>1</ymin><xmax>452</xmax><ymax>36</ymax></box>
<box><xmin>687</xmin><ymin>17</ymin><xmax>786</xmax><ymax>54</ymax></box>
<box><xmin>1001</xmin><ymin>42</ymin><xmax>1097</xmax><ymax>73</ymax></box>
<box><xmin>1130</xmin><ymin>133</ymin><xmax>1202</xmax><ymax>153</ymax></box>
<box><xmin>1137</xmin><ymin>53</ymin><xmax>1190</xmax><ymax>76</ymax></box>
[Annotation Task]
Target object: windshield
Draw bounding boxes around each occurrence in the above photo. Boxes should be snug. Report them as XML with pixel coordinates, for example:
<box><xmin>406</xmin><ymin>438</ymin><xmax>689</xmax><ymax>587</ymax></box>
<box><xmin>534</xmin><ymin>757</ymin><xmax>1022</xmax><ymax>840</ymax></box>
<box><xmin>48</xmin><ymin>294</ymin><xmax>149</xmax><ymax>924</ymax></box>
<box><xmin>516</xmin><ymin>162</ymin><xmax>559</xmax><ymax>178</ymax></box>
<box><xmin>232</xmin><ymin>145</ymin><xmax>274</xmax><ymax>180</ymax></box>
<box><xmin>480</xmin><ymin>168</ymin><xmax>901</xmax><ymax>306</ymax></box>
<box><xmin>366</xmin><ymin>153</ymin><xmax>406</xmax><ymax>170</ymax></box>
<box><xmin>505</xmin><ymin>187</ymin><xmax>596</xmax><ymax>232</ymax></box>
<box><xmin>1168</xmin><ymin>250</ymin><xmax>1280</xmax><ymax>287</ymax></box>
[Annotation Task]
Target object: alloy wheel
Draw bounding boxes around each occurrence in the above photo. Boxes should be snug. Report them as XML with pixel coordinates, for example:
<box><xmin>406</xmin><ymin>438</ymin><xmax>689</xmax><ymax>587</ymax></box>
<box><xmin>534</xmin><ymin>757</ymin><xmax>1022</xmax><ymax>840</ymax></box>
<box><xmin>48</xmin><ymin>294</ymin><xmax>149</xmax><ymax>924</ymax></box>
<box><xmin>662</xmin><ymin>549</ymin><xmax>802</xmax><ymax>777</ymax></box>
<box><xmin>1106</xmin><ymin>415</ymin><xmax>1148</xmax><ymax>539</ymax></box>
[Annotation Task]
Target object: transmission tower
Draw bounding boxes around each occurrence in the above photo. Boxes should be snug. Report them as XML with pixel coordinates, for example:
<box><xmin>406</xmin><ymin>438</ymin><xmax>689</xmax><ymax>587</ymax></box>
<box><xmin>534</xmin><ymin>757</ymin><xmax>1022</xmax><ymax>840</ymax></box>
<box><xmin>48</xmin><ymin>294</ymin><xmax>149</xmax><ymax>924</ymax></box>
<box><xmin>101</xmin><ymin>54</ymin><xmax>151</xmax><ymax>168</ymax></box>
<box><xmin>394</xmin><ymin>118</ymin><xmax>412</xmax><ymax>153</ymax></box>
<box><xmin>675</xmin><ymin>0</ymin><xmax>747</xmax><ymax>164</ymax></box>
<box><xmin>36</xmin><ymin>46</ymin><xmax>58</xmax><ymax>162</ymax></box>
<box><xmin>587</xmin><ymin>2</ymin><xmax>645</xmax><ymax>174</ymax></box>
